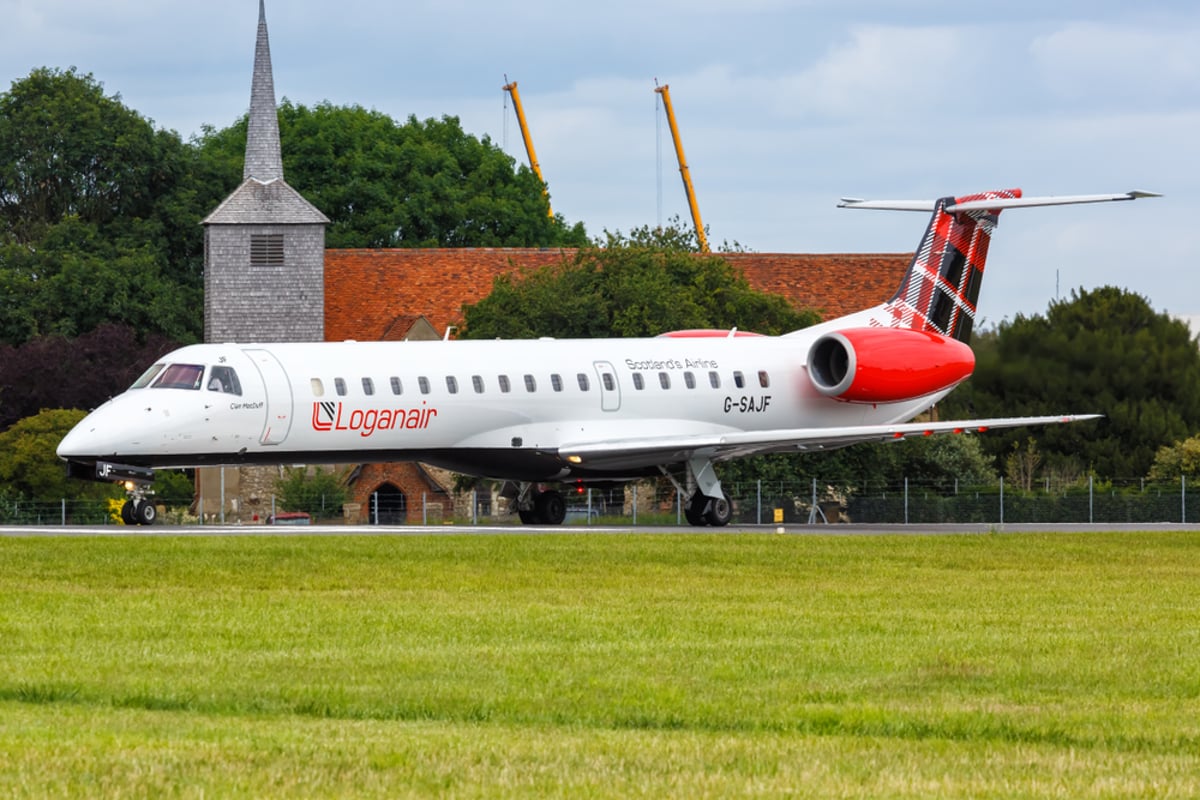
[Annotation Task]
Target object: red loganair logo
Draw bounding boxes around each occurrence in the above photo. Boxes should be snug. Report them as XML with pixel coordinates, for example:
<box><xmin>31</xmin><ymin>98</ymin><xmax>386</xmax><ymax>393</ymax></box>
<box><xmin>311</xmin><ymin>401</ymin><xmax>437</xmax><ymax>437</ymax></box>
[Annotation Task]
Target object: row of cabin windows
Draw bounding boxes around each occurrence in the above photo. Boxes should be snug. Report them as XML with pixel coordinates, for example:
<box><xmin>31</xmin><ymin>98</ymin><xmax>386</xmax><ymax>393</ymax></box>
<box><xmin>311</xmin><ymin>370</ymin><xmax>770</xmax><ymax>398</ymax></box>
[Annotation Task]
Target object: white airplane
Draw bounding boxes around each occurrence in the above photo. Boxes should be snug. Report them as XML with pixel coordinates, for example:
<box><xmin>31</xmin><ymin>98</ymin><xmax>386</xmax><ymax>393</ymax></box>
<box><xmin>58</xmin><ymin>188</ymin><xmax>1156</xmax><ymax>525</ymax></box>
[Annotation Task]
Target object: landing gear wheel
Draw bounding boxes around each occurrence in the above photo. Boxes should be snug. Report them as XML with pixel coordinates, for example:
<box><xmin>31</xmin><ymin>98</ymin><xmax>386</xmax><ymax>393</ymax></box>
<box><xmin>685</xmin><ymin>491</ymin><xmax>710</xmax><ymax>527</ymax></box>
<box><xmin>121</xmin><ymin>500</ymin><xmax>136</xmax><ymax>525</ymax></box>
<box><xmin>534</xmin><ymin>490</ymin><xmax>567</xmax><ymax>525</ymax></box>
<box><xmin>133</xmin><ymin>499</ymin><xmax>157</xmax><ymax>526</ymax></box>
<box><xmin>703</xmin><ymin>493</ymin><xmax>733</xmax><ymax>527</ymax></box>
<box><xmin>518</xmin><ymin>509</ymin><xmax>536</xmax><ymax>524</ymax></box>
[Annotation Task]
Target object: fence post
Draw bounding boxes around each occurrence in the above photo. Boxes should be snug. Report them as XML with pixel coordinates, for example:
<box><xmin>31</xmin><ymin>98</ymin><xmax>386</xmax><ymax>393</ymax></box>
<box><xmin>904</xmin><ymin>477</ymin><xmax>909</xmax><ymax>525</ymax></box>
<box><xmin>61</xmin><ymin>498</ymin><xmax>66</xmax><ymax>526</ymax></box>
<box><xmin>756</xmin><ymin>480</ymin><xmax>762</xmax><ymax>525</ymax></box>
<box><xmin>999</xmin><ymin>477</ymin><xmax>1005</xmax><ymax>525</ymax></box>
<box><xmin>472</xmin><ymin>489</ymin><xmax>478</xmax><ymax>525</ymax></box>
<box><xmin>423</xmin><ymin>492</ymin><xmax>428</xmax><ymax>525</ymax></box>
<box><xmin>1183</xmin><ymin>475</ymin><xmax>1187</xmax><ymax>524</ymax></box>
<box><xmin>632</xmin><ymin>484</ymin><xmax>638</xmax><ymax>526</ymax></box>
<box><xmin>587</xmin><ymin>488</ymin><xmax>593</xmax><ymax>525</ymax></box>
<box><xmin>1089</xmin><ymin>475</ymin><xmax>1094</xmax><ymax>524</ymax></box>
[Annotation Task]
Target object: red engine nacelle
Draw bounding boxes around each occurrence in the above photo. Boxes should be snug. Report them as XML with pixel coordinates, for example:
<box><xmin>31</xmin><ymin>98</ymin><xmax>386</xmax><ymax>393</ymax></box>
<box><xmin>807</xmin><ymin>327</ymin><xmax>975</xmax><ymax>403</ymax></box>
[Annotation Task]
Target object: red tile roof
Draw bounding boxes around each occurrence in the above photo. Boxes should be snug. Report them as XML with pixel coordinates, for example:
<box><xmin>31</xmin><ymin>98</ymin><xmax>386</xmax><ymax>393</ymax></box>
<box><xmin>324</xmin><ymin>248</ymin><xmax>910</xmax><ymax>341</ymax></box>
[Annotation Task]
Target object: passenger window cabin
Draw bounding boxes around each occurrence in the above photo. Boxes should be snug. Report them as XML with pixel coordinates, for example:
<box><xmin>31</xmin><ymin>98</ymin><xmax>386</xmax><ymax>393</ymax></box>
<box><xmin>334</xmin><ymin>378</ymin><xmax>347</xmax><ymax>396</ymax></box>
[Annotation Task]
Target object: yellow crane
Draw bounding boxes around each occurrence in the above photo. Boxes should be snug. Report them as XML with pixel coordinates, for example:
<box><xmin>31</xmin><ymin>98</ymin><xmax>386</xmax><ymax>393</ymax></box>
<box><xmin>655</xmin><ymin>83</ymin><xmax>709</xmax><ymax>252</ymax></box>
<box><xmin>502</xmin><ymin>79</ymin><xmax>553</xmax><ymax>218</ymax></box>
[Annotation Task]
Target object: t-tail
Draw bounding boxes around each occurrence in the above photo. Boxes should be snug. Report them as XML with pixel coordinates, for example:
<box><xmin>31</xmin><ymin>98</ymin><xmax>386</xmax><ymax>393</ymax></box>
<box><xmin>838</xmin><ymin>188</ymin><xmax>1160</xmax><ymax>342</ymax></box>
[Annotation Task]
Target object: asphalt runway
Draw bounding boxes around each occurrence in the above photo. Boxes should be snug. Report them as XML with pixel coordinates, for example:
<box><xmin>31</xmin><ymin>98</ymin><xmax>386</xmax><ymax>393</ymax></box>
<box><xmin>4</xmin><ymin>522</ymin><xmax>1200</xmax><ymax>537</ymax></box>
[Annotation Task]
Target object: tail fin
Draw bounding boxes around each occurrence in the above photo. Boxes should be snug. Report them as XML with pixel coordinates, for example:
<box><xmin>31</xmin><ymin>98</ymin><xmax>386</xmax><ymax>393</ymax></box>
<box><xmin>839</xmin><ymin>189</ymin><xmax>1159</xmax><ymax>342</ymax></box>
<box><xmin>890</xmin><ymin>188</ymin><xmax>1018</xmax><ymax>342</ymax></box>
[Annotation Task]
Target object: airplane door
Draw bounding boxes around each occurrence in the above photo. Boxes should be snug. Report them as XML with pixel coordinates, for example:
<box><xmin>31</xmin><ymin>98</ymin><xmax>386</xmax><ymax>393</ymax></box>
<box><xmin>243</xmin><ymin>348</ymin><xmax>294</xmax><ymax>445</ymax></box>
<box><xmin>593</xmin><ymin>360</ymin><xmax>621</xmax><ymax>412</ymax></box>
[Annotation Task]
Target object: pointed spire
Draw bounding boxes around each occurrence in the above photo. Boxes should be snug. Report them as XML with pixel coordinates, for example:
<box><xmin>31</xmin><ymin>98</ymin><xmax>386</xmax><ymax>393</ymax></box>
<box><xmin>244</xmin><ymin>0</ymin><xmax>284</xmax><ymax>182</ymax></box>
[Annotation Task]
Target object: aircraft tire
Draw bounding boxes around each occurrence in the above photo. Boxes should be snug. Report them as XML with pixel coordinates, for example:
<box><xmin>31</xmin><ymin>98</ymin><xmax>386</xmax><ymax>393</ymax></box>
<box><xmin>684</xmin><ymin>491</ymin><xmax>709</xmax><ymax>527</ymax></box>
<box><xmin>120</xmin><ymin>500</ymin><xmax>136</xmax><ymax>525</ymax></box>
<box><xmin>535</xmin><ymin>490</ymin><xmax>567</xmax><ymax>525</ymax></box>
<box><xmin>134</xmin><ymin>499</ymin><xmax>157</xmax><ymax>526</ymax></box>
<box><xmin>703</xmin><ymin>494</ymin><xmax>733</xmax><ymax>527</ymax></box>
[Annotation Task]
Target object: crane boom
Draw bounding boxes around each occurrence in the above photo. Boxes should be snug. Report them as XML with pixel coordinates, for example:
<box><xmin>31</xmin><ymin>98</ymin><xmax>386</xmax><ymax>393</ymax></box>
<box><xmin>655</xmin><ymin>83</ymin><xmax>709</xmax><ymax>252</ymax></box>
<box><xmin>502</xmin><ymin>80</ymin><xmax>553</xmax><ymax>218</ymax></box>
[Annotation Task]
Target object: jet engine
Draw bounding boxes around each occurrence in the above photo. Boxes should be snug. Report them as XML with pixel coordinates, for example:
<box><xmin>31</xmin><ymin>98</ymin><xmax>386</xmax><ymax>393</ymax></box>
<box><xmin>807</xmin><ymin>327</ymin><xmax>975</xmax><ymax>403</ymax></box>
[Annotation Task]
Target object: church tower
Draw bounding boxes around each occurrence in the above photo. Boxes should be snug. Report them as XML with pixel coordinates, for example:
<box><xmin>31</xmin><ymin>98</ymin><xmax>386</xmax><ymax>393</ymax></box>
<box><xmin>202</xmin><ymin>0</ymin><xmax>328</xmax><ymax>343</ymax></box>
<box><xmin>197</xmin><ymin>1</ymin><xmax>331</xmax><ymax>524</ymax></box>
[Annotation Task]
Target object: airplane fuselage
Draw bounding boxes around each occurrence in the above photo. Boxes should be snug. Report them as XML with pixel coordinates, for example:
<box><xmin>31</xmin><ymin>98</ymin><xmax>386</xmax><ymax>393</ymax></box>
<box><xmin>57</xmin><ymin>330</ymin><xmax>945</xmax><ymax>483</ymax></box>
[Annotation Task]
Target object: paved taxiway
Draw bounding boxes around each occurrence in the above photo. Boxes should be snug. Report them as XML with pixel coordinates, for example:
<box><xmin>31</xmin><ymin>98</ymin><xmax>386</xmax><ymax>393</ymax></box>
<box><xmin>5</xmin><ymin>522</ymin><xmax>1200</xmax><ymax>537</ymax></box>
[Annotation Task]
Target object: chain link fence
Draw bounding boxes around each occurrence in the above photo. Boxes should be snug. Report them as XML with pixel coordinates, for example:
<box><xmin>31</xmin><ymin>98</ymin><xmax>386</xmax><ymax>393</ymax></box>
<box><xmin>5</xmin><ymin>476</ymin><xmax>1199</xmax><ymax>526</ymax></box>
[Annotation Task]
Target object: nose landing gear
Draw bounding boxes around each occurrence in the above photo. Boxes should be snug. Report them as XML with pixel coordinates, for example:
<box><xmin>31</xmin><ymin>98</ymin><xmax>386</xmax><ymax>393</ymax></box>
<box><xmin>120</xmin><ymin>491</ymin><xmax>158</xmax><ymax>526</ymax></box>
<box><xmin>85</xmin><ymin>461</ymin><xmax>159</xmax><ymax>526</ymax></box>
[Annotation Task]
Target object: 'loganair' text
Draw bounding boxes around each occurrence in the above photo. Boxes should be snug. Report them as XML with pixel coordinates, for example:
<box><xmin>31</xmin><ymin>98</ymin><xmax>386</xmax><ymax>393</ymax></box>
<box><xmin>311</xmin><ymin>402</ymin><xmax>437</xmax><ymax>437</ymax></box>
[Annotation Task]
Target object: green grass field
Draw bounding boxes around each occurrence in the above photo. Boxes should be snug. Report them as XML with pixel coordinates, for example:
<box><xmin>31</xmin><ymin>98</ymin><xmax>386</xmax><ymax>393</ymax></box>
<box><xmin>1</xmin><ymin>531</ymin><xmax>1198</xmax><ymax>797</ymax></box>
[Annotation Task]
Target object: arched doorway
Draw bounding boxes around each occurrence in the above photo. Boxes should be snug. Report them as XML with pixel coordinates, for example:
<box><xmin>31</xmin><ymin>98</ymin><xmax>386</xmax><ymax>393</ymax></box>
<box><xmin>369</xmin><ymin>483</ymin><xmax>407</xmax><ymax>525</ymax></box>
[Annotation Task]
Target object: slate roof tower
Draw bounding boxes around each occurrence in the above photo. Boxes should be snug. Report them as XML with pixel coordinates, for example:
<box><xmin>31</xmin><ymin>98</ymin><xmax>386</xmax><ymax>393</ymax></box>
<box><xmin>202</xmin><ymin>0</ymin><xmax>329</xmax><ymax>343</ymax></box>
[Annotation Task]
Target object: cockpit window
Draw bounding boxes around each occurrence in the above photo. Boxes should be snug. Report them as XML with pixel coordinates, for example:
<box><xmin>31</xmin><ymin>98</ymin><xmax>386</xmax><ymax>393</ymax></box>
<box><xmin>207</xmin><ymin>366</ymin><xmax>243</xmax><ymax>395</ymax></box>
<box><xmin>152</xmin><ymin>364</ymin><xmax>205</xmax><ymax>390</ymax></box>
<box><xmin>130</xmin><ymin>363</ymin><xmax>165</xmax><ymax>389</ymax></box>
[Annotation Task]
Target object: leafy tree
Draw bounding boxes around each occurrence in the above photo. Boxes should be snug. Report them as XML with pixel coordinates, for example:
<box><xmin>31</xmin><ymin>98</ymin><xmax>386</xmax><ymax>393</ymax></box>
<box><xmin>720</xmin><ymin>432</ymin><xmax>999</xmax><ymax>496</ymax></box>
<box><xmin>194</xmin><ymin>101</ymin><xmax>587</xmax><ymax>249</ymax></box>
<box><xmin>940</xmin><ymin>286</ymin><xmax>1200</xmax><ymax>479</ymax></box>
<box><xmin>0</xmin><ymin>68</ymin><xmax>223</xmax><ymax>344</ymax></box>
<box><xmin>275</xmin><ymin>466</ymin><xmax>349</xmax><ymax>519</ymax></box>
<box><xmin>0</xmin><ymin>409</ymin><xmax>117</xmax><ymax>500</ymax></box>
<box><xmin>0</xmin><ymin>323</ymin><xmax>180</xmax><ymax>431</ymax></box>
<box><xmin>461</xmin><ymin>223</ymin><xmax>819</xmax><ymax>339</ymax></box>
<box><xmin>1148</xmin><ymin>435</ymin><xmax>1200</xmax><ymax>482</ymax></box>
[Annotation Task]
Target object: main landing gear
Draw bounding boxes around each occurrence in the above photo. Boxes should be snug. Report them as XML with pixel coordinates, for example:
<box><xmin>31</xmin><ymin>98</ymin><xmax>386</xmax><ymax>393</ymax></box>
<box><xmin>666</xmin><ymin>457</ymin><xmax>733</xmax><ymax>528</ymax></box>
<box><xmin>512</xmin><ymin>482</ymin><xmax>567</xmax><ymax>525</ymax></box>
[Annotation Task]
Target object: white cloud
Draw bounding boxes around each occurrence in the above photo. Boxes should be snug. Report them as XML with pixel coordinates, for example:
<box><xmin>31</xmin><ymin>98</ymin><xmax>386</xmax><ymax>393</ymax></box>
<box><xmin>1030</xmin><ymin>23</ymin><xmax>1200</xmax><ymax>105</ymax></box>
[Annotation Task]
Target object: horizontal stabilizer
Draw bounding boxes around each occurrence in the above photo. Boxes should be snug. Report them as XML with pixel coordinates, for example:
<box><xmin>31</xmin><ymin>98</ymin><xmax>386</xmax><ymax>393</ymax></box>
<box><xmin>838</xmin><ymin>191</ymin><xmax>1160</xmax><ymax>212</ymax></box>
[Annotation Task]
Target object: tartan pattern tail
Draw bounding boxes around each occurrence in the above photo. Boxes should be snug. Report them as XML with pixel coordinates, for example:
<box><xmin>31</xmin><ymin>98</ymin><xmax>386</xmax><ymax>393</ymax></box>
<box><xmin>883</xmin><ymin>188</ymin><xmax>1021</xmax><ymax>342</ymax></box>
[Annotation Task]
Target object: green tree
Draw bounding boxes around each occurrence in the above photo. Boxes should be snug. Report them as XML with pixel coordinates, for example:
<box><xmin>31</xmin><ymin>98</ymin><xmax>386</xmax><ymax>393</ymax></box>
<box><xmin>194</xmin><ymin>101</ymin><xmax>587</xmax><ymax>249</ymax></box>
<box><xmin>0</xmin><ymin>68</ymin><xmax>222</xmax><ymax>344</ymax></box>
<box><xmin>0</xmin><ymin>409</ymin><xmax>116</xmax><ymax>500</ymax></box>
<box><xmin>940</xmin><ymin>287</ymin><xmax>1200</xmax><ymax>479</ymax></box>
<box><xmin>461</xmin><ymin>223</ymin><xmax>819</xmax><ymax>339</ymax></box>
<box><xmin>275</xmin><ymin>467</ymin><xmax>349</xmax><ymax>519</ymax></box>
<box><xmin>720</xmin><ymin>432</ymin><xmax>999</xmax><ymax>496</ymax></box>
<box><xmin>1148</xmin><ymin>435</ymin><xmax>1200</xmax><ymax>482</ymax></box>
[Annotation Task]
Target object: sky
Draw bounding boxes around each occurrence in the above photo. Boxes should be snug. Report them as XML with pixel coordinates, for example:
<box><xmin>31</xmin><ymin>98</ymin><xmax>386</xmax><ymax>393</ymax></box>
<box><xmin>2</xmin><ymin>0</ymin><xmax>1197</xmax><ymax>329</ymax></box>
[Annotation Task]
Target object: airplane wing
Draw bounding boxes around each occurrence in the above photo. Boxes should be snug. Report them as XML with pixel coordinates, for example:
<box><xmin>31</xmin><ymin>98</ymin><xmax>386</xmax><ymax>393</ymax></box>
<box><xmin>558</xmin><ymin>414</ymin><xmax>1100</xmax><ymax>469</ymax></box>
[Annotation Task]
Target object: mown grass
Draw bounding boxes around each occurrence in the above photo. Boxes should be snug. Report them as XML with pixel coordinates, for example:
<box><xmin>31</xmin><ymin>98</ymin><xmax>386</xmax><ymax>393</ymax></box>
<box><xmin>1</xmin><ymin>531</ymin><xmax>1198</xmax><ymax>797</ymax></box>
